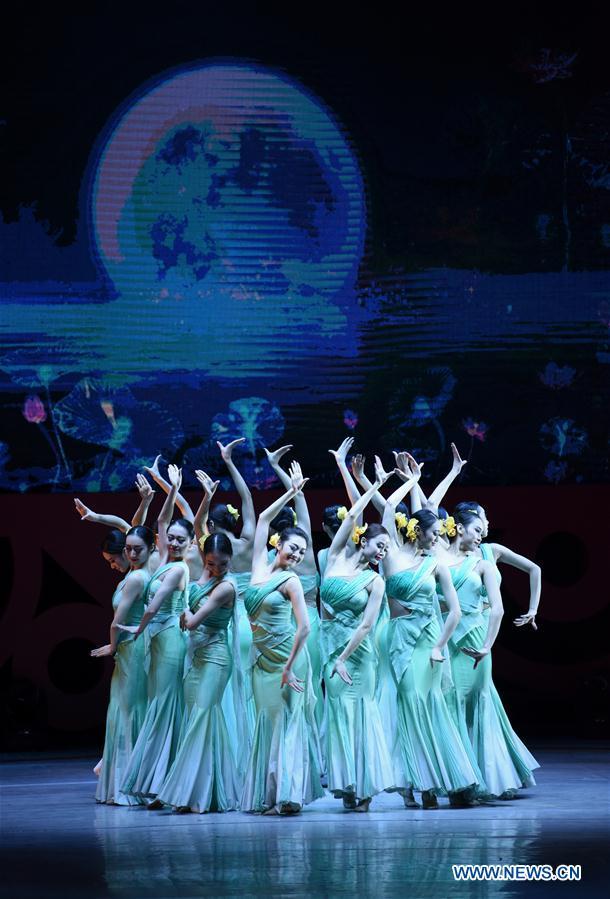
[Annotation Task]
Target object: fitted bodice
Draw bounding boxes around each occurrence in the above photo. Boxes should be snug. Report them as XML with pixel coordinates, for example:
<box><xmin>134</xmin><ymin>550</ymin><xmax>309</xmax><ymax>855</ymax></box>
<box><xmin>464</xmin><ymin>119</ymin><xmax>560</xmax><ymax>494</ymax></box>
<box><xmin>386</xmin><ymin>557</ymin><xmax>437</xmax><ymax>614</ymax></box>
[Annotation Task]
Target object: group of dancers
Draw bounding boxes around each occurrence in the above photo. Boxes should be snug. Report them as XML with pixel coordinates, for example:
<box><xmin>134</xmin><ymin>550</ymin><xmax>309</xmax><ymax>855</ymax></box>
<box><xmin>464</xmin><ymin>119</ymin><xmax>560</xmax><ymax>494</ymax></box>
<box><xmin>79</xmin><ymin>437</ymin><xmax>542</xmax><ymax>815</ymax></box>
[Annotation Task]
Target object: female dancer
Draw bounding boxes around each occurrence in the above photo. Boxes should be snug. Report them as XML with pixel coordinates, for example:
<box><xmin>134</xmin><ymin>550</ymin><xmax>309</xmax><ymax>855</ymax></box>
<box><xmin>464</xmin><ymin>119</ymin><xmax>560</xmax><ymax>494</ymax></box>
<box><xmin>156</xmin><ymin>533</ymin><xmax>241</xmax><ymax>813</ymax></box>
<box><xmin>264</xmin><ymin>444</ymin><xmax>324</xmax><ymax>738</ymax></box>
<box><xmin>318</xmin><ymin>438</ymin><xmax>363</xmax><ymax>578</ymax></box>
<box><xmin>454</xmin><ymin>501</ymin><xmax>541</xmax><ymax>630</ymax></box>
<box><xmin>443</xmin><ymin>508</ymin><xmax>539</xmax><ymax>798</ymax></box>
<box><xmin>118</xmin><ymin>465</ymin><xmax>190</xmax><ymax>805</ymax></box>
<box><xmin>90</xmin><ymin>526</ymin><xmax>154</xmax><ymax>804</ymax></box>
<box><xmin>241</xmin><ymin>462</ymin><xmax>323</xmax><ymax>815</ymax></box>
<box><xmin>321</xmin><ymin>459</ymin><xmax>395</xmax><ymax>812</ymax></box>
<box><xmin>381</xmin><ymin>486</ymin><xmax>480</xmax><ymax>808</ymax></box>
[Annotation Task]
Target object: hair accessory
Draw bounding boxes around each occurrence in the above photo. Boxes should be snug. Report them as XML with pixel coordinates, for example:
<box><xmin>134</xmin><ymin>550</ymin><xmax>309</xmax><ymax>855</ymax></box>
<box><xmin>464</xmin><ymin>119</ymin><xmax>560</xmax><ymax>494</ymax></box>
<box><xmin>198</xmin><ymin>533</ymin><xmax>209</xmax><ymax>550</ymax></box>
<box><xmin>269</xmin><ymin>533</ymin><xmax>280</xmax><ymax>549</ymax></box>
<box><xmin>351</xmin><ymin>523</ymin><xmax>368</xmax><ymax>544</ymax></box>
<box><xmin>395</xmin><ymin>511</ymin><xmax>408</xmax><ymax>530</ymax></box>
<box><xmin>406</xmin><ymin>518</ymin><xmax>418</xmax><ymax>542</ymax></box>
<box><xmin>440</xmin><ymin>516</ymin><xmax>457</xmax><ymax>538</ymax></box>
<box><xmin>291</xmin><ymin>508</ymin><xmax>298</xmax><ymax>525</ymax></box>
<box><xmin>226</xmin><ymin>504</ymin><xmax>240</xmax><ymax>521</ymax></box>
<box><xmin>336</xmin><ymin>506</ymin><xmax>348</xmax><ymax>521</ymax></box>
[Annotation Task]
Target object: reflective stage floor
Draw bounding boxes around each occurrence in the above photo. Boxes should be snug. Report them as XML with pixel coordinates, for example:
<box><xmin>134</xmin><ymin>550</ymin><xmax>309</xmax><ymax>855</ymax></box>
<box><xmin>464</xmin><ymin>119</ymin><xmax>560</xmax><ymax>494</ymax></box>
<box><xmin>1</xmin><ymin>746</ymin><xmax>608</xmax><ymax>897</ymax></box>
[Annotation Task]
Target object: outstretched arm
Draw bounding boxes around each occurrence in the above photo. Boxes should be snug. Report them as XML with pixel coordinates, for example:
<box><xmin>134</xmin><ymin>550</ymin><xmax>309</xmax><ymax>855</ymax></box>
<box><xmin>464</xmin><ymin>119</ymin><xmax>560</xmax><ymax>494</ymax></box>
<box><xmin>351</xmin><ymin>454</ymin><xmax>387</xmax><ymax>517</ymax></box>
<box><xmin>251</xmin><ymin>463</ymin><xmax>308</xmax><ymax>574</ymax></box>
<box><xmin>193</xmin><ymin>470</ymin><xmax>220</xmax><ymax>556</ymax></box>
<box><xmin>331</xmin><ymin>576</ymin><xmax>384</xmax><ymax>684</ymax></box>
<box><xmin>144</xmin><ymin>455</ymin><xmax>194</xmax><ymax>522</ymax></box>
<box><xmin>381</xmin><ymin>460</ymin><xmax>422</xmax><ymax>545</ymax></box>
<box><xmin>264</xmin><ymin>445</ymin><xmax>316</xmax><ymax>572</ymax></box>
<box><xmin>431</xmin><ymin>565</ymin><xmax>462</xmax><ymax>663</ymax></box>
<box><xmin>328</xmin><ymin>458</ymin><xmax>392</xmax><ymax>564</ymax></box>
<box><xmin>493</xmin><ymin>544</ymin><xmax>541</xmax><ymax>629</ymax></box>
<box><xmin>131</xmin><ymin>474</ymin><xmax>155</xmax><ymax>526</ymax></box>
<box><xmin>426</xmin><ymin>443</ymin><xmax>467</xmax><ymax>511</ymax></box>
<box><xmin>329</xmin><ymin>437</ymin><xmax>362</xmax><ymax>509</ymax></box>
<box><xmin>461</xmin><ymin>561</ymin><xmax>504</xmax><ymax>668</ymax></box>
<box><xmin>74</xmin><ymin>498</ymin><xmax>130</xmax><ymax>533</ymax></box>
<box><xmin>217</xmin><ymin>438</ymin><xmax>256</xmax><ymax>543</ymax></box>
<box><xmin>156</xmin><ymin>464</ymin><xmax>181</xmax><ymax>564</ymax></box>
<box><xmin>280</xmin><ymin>577</ymin><xmax>311</xmax><ymax>692</ymax></box>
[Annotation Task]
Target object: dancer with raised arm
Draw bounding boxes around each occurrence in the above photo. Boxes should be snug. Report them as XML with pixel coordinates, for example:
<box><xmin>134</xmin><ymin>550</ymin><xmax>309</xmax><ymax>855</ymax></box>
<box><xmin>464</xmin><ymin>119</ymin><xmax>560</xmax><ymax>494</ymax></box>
<box><xmin>321</xmin><ymin>458</ymin><xmax>395</xmax><ymax>812</ymax></box>
<box><xmin>443</xmin><ymin>507</ymin><xmax>539</xmax><ymax>799</ymax></box>
<box><xmin>241</xmin><ymin>462</ymin><xmax>323</xmax><ymax>816</ymax></box>
<box><xmin>381</xmin><ymin>464</ymin><xmax>480</xmax><ymax>809</ymax></box>
<box><xmin>318</xmin><ymin>438</ymin><xmax>363</xmax><ymax>579</ymax></box>
<box><xmin>119</xmin><ymin>465</ymin><xmax>190</xmax><ymax>806</ymax></box>
<box><xmin>90</xmin><ymin>526</ymin><xmax>155</xmax><ymax>805</ymax></box>
<box><xmin>156</xmin><ymin>533</ymin><xmax>241</xmax><ymax>813</ymax></box>
<box><xmin>143</xmin><ymin>456</ymin><xmax>202</xmax><ymax>581</ymax></box>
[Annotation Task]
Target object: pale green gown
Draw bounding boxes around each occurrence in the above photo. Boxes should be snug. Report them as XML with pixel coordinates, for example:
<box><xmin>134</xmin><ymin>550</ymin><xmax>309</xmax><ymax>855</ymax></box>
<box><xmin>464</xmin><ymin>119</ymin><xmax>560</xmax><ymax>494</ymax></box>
<box><xmin>220</xmin><ymin>570</ymin><xmax>254</xmax><ymax>775</ymax></box>
<box><xmin>241</xmin><ymin>570</ymin><xmax>324</xmax><ymax>812</ymax></box>
<box><xmin>386</xmin><ymin>557</ymin><xmax>479</xmax><ymax>796</ymax></box>
<box><xmin>446</xmin><ymin>555</ymin><xmax>539</xmax><ymax>797</ymax></box>
<box><xmin>121</xmin><ymin>561</ymin><xmax>188</xmax><ymax>799</ymax></box>
<box><xmin>96</xmin><ymin>572</ymin><xmax>149</xmax><ymax>805</ymax></box>
<box><xmin>321</xmin><ymin>571</ymin><xmax>394</xmax><ymax>802</ymax></box>
<box><xmin>157</xmin><ymin>577</ymin><xmax>241</xmax><ymax>811</ymax></box>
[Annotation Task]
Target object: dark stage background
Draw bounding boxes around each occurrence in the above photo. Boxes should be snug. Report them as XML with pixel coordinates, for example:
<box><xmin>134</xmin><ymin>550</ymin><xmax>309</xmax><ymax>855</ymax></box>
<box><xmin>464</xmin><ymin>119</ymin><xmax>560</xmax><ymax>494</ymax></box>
<box><xmin>1</xmin><ymin>5</ymin><xmax>609</xmax><ymax>748</ymax></box>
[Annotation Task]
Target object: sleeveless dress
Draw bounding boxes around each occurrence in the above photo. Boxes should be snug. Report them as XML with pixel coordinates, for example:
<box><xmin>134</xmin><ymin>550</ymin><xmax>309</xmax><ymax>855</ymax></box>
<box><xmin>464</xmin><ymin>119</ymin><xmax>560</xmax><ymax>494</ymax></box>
<box><xmin>220</xmin><ymin>570</ymin><xmax>254</xmax><ymax>775</ymax></box>
<box><xmin>96</xmin><ymin>572</ymin><xmax>149</xmax><ymax>805</ymax></box>
<box><xmin>241</xmin><ymin>570</ymin><xmax>323</xmax><ymax>812</ymax></box>
<box><xmin>386</xmin><ymin>557</ymin><xmax>479</xmax><ymax>796</ymax></box>
<box><xmin>446</xmin><ymin>555</ymin><xmax>539</xmax><ymax>797</ymax></box>
<box><xmin>320</xmin><ymin>571</ymin><xmax>394</xmax><ymax>801</ymax></box>
<box><xmin>121</xmin><ymin>561</ymin><xmax>189</xmax><ymax>799</ymax></box>
<box><xmin>156</xmin><ymin>577</ymin><xmax>241</xmax><ymax>811</ymax></box>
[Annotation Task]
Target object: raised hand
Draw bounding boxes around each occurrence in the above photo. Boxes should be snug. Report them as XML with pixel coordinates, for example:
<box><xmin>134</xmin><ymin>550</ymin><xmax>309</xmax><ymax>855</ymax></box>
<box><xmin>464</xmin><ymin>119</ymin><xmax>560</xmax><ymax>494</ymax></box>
<box><xmin>217</xmin><ymin>437</ymin><xmax>246</xmax><ymax>463</ymax></box>
<box><xmin>74</xmin><ymin>498</ymin><xmax>94</xmax><ymax>521</ymax></box>
<box><xmin>404</xmin><ymin>452</ymin><xmax>424</xmax><ymax>480</ymax></box>
<box><xmin>429</xmin><ymin>646</ymin><xmax>445</xmax><ymax>667</ymax></box>
<box><xmin>180</xmin><ymin>610</ymin><xmax>193</xmax><ymax>631</ymax></box>
<box><xmin>513</xmin><ymin>612</ymin><xmax>538</xmax><ymax>631</ymax></box>
<box><xmin>330</xmin><ymin>658</ymin><xmax>353</xmax><ymax>685</ymax></box>
<box><xmin>288</xmin><ymin>460</ymin><xmax>308</xmax><ymax>493</ymax></box>
<box><xmin>329</xmin><ymin>437</ymin><xmax>354</xmax><ymax>465</ymax></box>
<box><xmin>373</xmin><ymin>455</ymin><xmax>393</xmax><ymax>486</ymax></box>
<box><xmin>264</xmin><ymin>444</ymin><xmax>293</xmax><ymax>467</ymax></box>
<box><xmin>90</xmin><ymin>644</ymin><xmax>113</xmax><ymax>658</ymax></box>
<box><xmin>451</xmin><ymin>443</ymin><xmax>467</xmax><ymax>474</ymax></box>
<box><xmin>135</xmin><ymin>473</ymin><xmax>154</xmax><ymax>500</ymax></box>
<box><xmin>195</xmin><ymin>469</ymin><xmax>219</xmax><ymax>499</ymax></box>
<box><xmin>351</xmin><ymin>453</ymin><xmax>365</xmax><ymax>481</ymax></box>
<box><xmin>281</xmin><ymin>667</ymin><xmax>304</xmax><ymax>692</ymax></box>
<box><xmin>167</xmin><ymin>464</ymin><xmax>182</xmax><ymax>491</ymax></box>
<box><xmin>461</xmin><ymin>646</ymin><xmax>489</xmax><ymax>669</ymax></box>
<box><xmin>144</xmin><ymin>454</ymin><xmax>163</xmax><ymax>479</ymax></box>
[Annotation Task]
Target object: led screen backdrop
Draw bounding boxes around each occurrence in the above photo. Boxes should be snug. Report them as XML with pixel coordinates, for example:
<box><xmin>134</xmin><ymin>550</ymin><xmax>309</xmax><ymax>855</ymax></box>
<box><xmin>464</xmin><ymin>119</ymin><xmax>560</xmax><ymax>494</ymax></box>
<box><xmin>1</xmin><ymin>13</ymin><xmax>609</xmax><ymax>494</ymax></box>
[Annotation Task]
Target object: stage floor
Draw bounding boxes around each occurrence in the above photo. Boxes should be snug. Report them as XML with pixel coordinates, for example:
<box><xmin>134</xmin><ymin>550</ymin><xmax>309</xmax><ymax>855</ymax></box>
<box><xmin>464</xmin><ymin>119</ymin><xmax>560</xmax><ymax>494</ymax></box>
<box><xmin>1</xmin><ymin>746</ymin><xmax>608</xmax><ymax>898</ymax></box>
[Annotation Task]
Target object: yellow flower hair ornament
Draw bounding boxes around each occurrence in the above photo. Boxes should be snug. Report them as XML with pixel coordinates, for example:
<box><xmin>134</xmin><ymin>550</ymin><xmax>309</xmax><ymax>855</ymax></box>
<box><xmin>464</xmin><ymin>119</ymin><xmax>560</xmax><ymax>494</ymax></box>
<box><xmin>268</xmin><ymin>533</ymin><xmax>280</xmax><ymax>549</ymax></box>
<box><xmin>440</xmin><ymin>516</ymin><xmax>457</xmax><ymax>538</ymax></box>
<box><xmin>406</xmin><ymin>518</ymin><xmax>419</xmax><ymax>542</ymax></box>
<box><xmin>199</xmin><ymin>533</ymin><xmax>209</xmax><ymax>550</ymax></box>
<box><xmin>291</xmin><ymin>508</ymin><xmax>298</xmax><ymax>525</ymax></box>
<box><xmin>226</xmin><ymin>504</ymin><xmax>240</xmax><ymax>521</ymax></box>
<box><xmin>351</xmin><ymin>523</ymin><xmax>368</xmax><ymax>544</ymax></box>
<box><xmin>336</xmin><ymin>506</ymin><xmax>348</xmax><ymax>521</ymax></box>
<box><xmin>395</xmin><ymin>511</ymin><xmax>408</xmax><ymax>530</ymax></box>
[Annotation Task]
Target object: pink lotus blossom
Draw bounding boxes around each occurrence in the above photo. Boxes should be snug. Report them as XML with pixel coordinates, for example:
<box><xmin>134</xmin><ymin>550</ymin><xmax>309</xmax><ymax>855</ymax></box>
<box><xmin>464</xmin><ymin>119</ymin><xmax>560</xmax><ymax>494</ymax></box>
<box><xmin>23</xmin><ymin>395</ymin><xmax>47</xmax><ymax>424</ymax></box>
<box><xmin>462</xmin><ymin>417</ymin><xmax>487</xmax><ymax>442</ymax></box>
<box><xmin>343</xmin><ymin>409</ymin><xmax>358</xmax><ymax>430</ymax></box>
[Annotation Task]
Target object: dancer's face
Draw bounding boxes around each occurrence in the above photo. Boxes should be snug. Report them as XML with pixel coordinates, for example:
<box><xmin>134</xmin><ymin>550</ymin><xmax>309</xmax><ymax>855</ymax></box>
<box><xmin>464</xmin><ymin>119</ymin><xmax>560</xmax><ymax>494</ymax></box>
<box><xmin>167</xmin><ymin>524</ymin><xmax>191</xmax><ymax>561</ymax></box>
<box><xmin>361</xmin><ymin>534</ymin><xmax>390</xmax><ymax>564</ymax></box>
<box><xmin>125</xmin><ymin>535</ymin><xmax>153</xmax><ymax>569</ymax></box>
<box><xmin>459</xmin><ymin>517</ymin><xmax>484</xmax><ymax>551</ymax></box>
<box><xmin>476</xmin><ymin>506</ymin><xmax>489</xmax><ymax>539</ymax></box>
<box><xmin>277</xmin><ymin>535</ymin><xmax>307</xmax><ymax>567</ymax></box>
<box><xmin>419</xmin><ymin>522</ymin><xmax>441</xmax><ymax>550</ymax></box>
<box><xmin>102</xmin><ymin>551</ymin><xmax>129</xmax><ymax>574</ymax></box>
<box><xmin>204</xmin><ymin>551</ymin><xmax>231</xmax><ymax>578</ymax></box>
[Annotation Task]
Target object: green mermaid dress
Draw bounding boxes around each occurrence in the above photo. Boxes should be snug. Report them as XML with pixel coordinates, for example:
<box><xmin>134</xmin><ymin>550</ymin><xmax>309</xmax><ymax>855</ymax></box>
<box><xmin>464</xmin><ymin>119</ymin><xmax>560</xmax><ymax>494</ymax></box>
<box><xmin>321</xmin><ymin>571</ymin><xmax>394</xmax><ymax>802</ymax></box>
<box><xmin>156</xmin><ymin>577</ymin><xmax>241</xmax><ymax>811</ymax></box>
<box><xmin>96</xmin><ymin>573</ymin><xmax>148</xmax><ymax>805</ymax></box>
<box><xmin>220</xmin><ymin>570</ymin><xmax>254</xmax><ymax>775</ymax></box>
<box><xmin>121</xmin><ymin>561</ymin><xmax>188</xmax><ymax>799</ymax></box>
<box><xmin>386</xmin><ymin>557</ymin><xmax>479</xmax><ymax>796</ymax></box>
<box><xmin>241</xmin><ymin>570</ymin><xmax>324</xmax><ymax>812</ymax></box>
<box><xmin>447</xmin><ymin>555</ymin><xmax>539</xmax><ymax>797</ymax></box>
